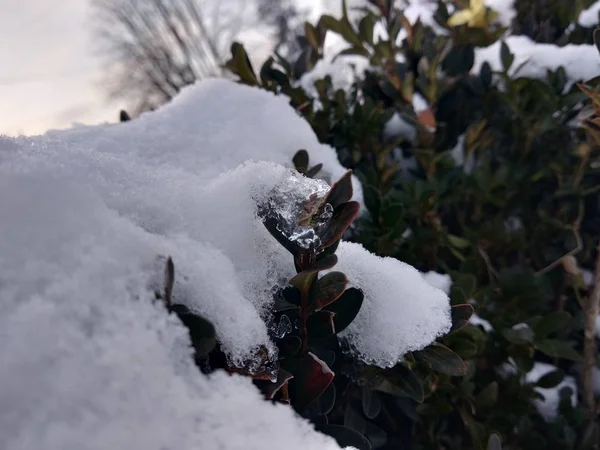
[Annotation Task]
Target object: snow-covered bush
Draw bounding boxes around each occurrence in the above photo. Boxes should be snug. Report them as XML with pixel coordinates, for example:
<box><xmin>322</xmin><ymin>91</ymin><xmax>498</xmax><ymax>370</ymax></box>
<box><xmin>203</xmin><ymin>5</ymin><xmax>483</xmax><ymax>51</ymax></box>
<box><xmin>0</xmin><ymin>75</ymin><xmax>462</xmax><ymax>449</ymax></box>
<box><xmin>226</xmin><ymin>0</ymin><xmax>600</xmax><ymax>448</ymax></box>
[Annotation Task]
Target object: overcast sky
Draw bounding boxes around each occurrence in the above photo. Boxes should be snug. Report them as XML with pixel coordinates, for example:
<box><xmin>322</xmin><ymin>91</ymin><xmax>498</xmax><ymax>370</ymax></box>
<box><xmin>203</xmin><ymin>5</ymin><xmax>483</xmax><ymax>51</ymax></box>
<box><xmin>0</xmin><ymin>0</ymin><xmax>341</xmax><ymax>137</ymax></box>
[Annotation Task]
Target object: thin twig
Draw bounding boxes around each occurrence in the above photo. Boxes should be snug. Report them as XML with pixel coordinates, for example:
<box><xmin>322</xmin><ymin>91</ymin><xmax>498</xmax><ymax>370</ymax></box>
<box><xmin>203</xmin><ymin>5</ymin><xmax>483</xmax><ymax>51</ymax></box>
<box><xmin>583</xmin><ymin>243</ymin><xmax>600</xmax><ymax>415</ymax></box>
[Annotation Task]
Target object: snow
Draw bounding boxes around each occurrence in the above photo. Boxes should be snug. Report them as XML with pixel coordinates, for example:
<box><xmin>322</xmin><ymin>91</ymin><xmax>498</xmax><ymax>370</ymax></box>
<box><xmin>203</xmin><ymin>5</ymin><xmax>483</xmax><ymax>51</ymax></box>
<box><xmin>0</xmin><ymin>78</ymin><xmax>450</xmax><ymax>447</ymax></box>
<box><xmin>422</xmin><ymin>271</ymin><xmax>452</xmax><ymax>294</ymax></box>
<box><xmin>469</xmin><ymin>313</ymin><xmax>494</xmax><ymax>332</ymax></box>
<box><xmin>384</xmin><ymin>113</ymin><xmax>417</xmax><ymax>142</ymax></box>
<box><xmin>525</xmin><ymin>362</ymin><xmax>578</xmax><ymax>422</ymax></box>
<box><xmin>473</xmin><ymin>36</ymin><xmax>600</xmax><ymax>88</ymax></box>
<box><xmin>578</xmin><ymin>0</ymin><xmax>600</xmax><ymax>27</ymax></box>
<box><xmin>298</xmin><ymin>56</ymin><xmax>369</xmax><ymax>98</ymax></box>
<box><xmin>484</xmin><ymin>0</ymin><xmax>516</xmax><ymax>27</ymax></box>
<box><xmin>499</xmin><ymin>360</ymin><xmax>577</xmax><ymax>421</ymax></box>
<box><xmin>331</xmin><ymin>242</ymin><xmax>452</xmax><ymax>367</ymax></box>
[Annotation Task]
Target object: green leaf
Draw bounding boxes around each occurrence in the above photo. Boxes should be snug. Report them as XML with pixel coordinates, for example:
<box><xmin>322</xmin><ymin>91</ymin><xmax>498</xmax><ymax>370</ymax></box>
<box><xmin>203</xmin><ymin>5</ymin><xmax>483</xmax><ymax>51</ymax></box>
<box><xmin>415</xmin><ymin>342</ymin><xmax>468</xmax><ymax>376</ymax></box>
<box><xmin>476</xmin><ymin>381</ymin><xmax>498</xmax><ymax>409</ymax></box>
<box><xmin>163</xmin><ymin>256</ymin><xmax>174</xmax><ymax>308</ymax></box>
<box><xmin>500</xmin><ymin>41</ymin><xmax>514</xmax><ymax>72</ymax></box>
<box><xmin>325</xmin><ymin>171</ymin><xmax>354</xmax><ymax>208</ymax></box>
<box><xmin>318</xmin><ymin>14</ymin><xmax>342</xmax><ymax>34</ymax></box>
<box><xmin>305</xmin><ymin>163</ymin><xmax>323</xmax><ymax>178</ymax></box>
<box><xmin>594</xmin><ymin>28</ymin><xmax>600</xmax><ymax>56</ymax></box>
<box><xmin>450</xmin><ymin>304</ymin><xmax>474</xmax><ymax>334</ymax></box>
<box><xmin>335</xmin><ymin>46</ymin><xmax>371</xmax><ymax>59</ymax></box>
<box><xmin>535</xmin><ymin>339</ymin><xmax>582</xmax><ymax>361</ymax></box>
<box><xmin>317</xmin><ymin>424</ymin><xmax>372</xmax><ymax>450</ymax></box>
<box><xmin>314</xmin><ymin>272</ymin><xmax>348</xmax><ymax>310</ymax></box>
<box><xmin>358</xmin><ymin>14</ymin><xmax>376</xmax><ymax>46</ymax></box>
<box><xmin>171</xmin><ymin>305</ymin><xmax>216</xmax><ymax>356</ymax></box>
<box><xmin>375</xmin><ymin>363</ymin><xmax>424</xmax><ymax>403</ymax></box>
<box><xmin>532</xmin><ymin>311</ymin><xmax>571</xmax><ymax>338</ymax></box>
<box><xmin>290</xmin><ymin>255</ymin><xmax>339</xmax><ymax>291</ymax></box>
<box><xmin>535</xmin><ymin>369</ymin><xmax>565</xmax><ymax>388</ymax></box>
<box><xmin>325</xmin><ymin>287</ymin><xmax>364</xmax><ymax>333</ymax></box>
<box><xmin>502</xmin><ymin>324</ymin><xmax>534</xmax><ymax>345</ymax></box>
<box><xmin>344</xmin><ymin>404</ymin><xmax>367</xmax><ymax>434</ymax></box>
<box><xmin>319</xmin><ymin>382</ymin><xmax>337</xmax><ymax>415</ymax></box>
<box><xmin>487</xmin><ymin>434</ymin><xmax>502</xmax><ymax>450</ymax></box>
<box><xmin>293</xmin><ymin>149</ymin><xmax>309</xmax><ymax>173</ymax></box>
<box><xmin>292</xmin><ymin>352</ymin><xmax>335</xmax><ymax>411</ymax></box>
<box><xmin>227</xmin><ymin>42</ymin><xmax>258</xmax><ymax>85</ymax></box>
<box><xmin>320</xmin><ymin>201</ymin><xmax>360</xmax><ymax>249</ymax></box>
<box><xmin>361</xmin><ymin>387</ymin><xmax>381</xmax><ymax>419</ymax></box>
<box><xmin>304</xmin><ymin>22</ymin><xmax>320</xmax><ymax>50</ymax></box>
<box><xmin>448</xmin><ymin>234</ymin><xmax>470</xmax><ymax>249</ymax></box>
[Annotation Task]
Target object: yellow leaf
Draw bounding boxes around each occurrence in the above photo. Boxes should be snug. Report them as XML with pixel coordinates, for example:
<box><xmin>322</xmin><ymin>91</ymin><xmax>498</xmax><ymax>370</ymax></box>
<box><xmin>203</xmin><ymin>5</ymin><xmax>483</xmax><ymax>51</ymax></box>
<box><xmin>447</xmin><ymin>10</ymin><xmax>473</xmax><ymax>27</ymax></box>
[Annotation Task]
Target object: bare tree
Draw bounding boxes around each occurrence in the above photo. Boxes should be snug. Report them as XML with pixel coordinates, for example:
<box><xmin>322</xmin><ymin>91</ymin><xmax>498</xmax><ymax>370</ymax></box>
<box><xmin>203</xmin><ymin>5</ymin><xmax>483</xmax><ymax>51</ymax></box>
<box><xmin>92</xmin><ymin>0</ymin><xmax>252</xmax><ymax>113</ymax></box>
<box><xmin>256</xmin><ymin>0</ymin><xmax>306</xmax><ymax>58</ymax></box>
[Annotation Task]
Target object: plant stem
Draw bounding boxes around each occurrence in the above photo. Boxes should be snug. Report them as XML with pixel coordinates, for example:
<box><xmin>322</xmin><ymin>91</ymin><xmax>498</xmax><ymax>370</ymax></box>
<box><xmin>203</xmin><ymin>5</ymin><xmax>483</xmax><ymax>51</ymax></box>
<box><xmin>583</xmin><ymin>243</ymin><xmax>600</xmax><ymax>415</ymax></box>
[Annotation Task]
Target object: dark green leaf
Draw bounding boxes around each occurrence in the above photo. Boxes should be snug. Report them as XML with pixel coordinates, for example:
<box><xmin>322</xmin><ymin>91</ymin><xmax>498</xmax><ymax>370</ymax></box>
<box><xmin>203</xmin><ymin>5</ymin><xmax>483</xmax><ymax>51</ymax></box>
<box><xmin>320</xmin><ymin>201</ymin><xmax>360</xmax><ymax>249</ymax></box>
<box><xmin>476</xmin><ymin>382</ymin><xmax>498</xmax><ymax>409</ymax></box>
<box><xmin>532</xmin><ymin>311</ymin><xmax>571</xmax><ymax>338</ymax></box>
<box><xmin>325</xmin><ymin>171</ymin><xmax>354</xmax><ymax>208</ymax></box>
<box><xmin>163</xmin><ymin>256</ymin><xmax>174</xmax><ymax>308</ymax></box>
<box><xmin>415</xmin><ymin>342</ymin><xmax>468</xmax><ymax>376</ymax></box>
<box><xmin>278</xmin><ymin>335</ymin><xmax>302</xmax><ymax>358</ymax></box>
<box><xmin>502</xmin><ymin>324</ymin><xmax>534</xmax><ymax>344</ymax></box>
<box><xmin>536</xmin><ymin>369</ymin><xmax>565</xmax><ymax>388</ymax></box>
<box><xmin>344</xmin><ymin>404</ymin><xmax>367</xmax><ymax>434</ymax></box>
<box><xmin>319</xmin><ymin>382</ymin><xmax>336</xmax><ymax>415</ymax></box>
<box><xmin>535</xmin><ymin>339</ymin><xmax>582</xmax><ymax>361</ymax></box>
<box><xmin>325</xmin><ymin>287</ymin><xmax>364</xmax><ymax>333</ymax></box>
<box><xmin>293</xmin><ymin>150</ymin><xmax>309</xmax><ymax>173</ymax></box>
<box><xmin>500</xmin><ymin>41</ymin><xmax>514</xmax><ymax>72</ymax></box>
<box><xmin>304</xmin><ymin>22</ymin><xmax>320</xmax><ymax>50</ymax></box>
<box><xmin>594</xmin><ymin>28</ymin><xmax>600</xmax><ymax>55</ymax></box>
<box><xmin>375</xmin><ymin>363</ymin><xmax>424</xmax><ymax>403</ymax></box>
<box><xmin>227</xmin><ymin>42</ymin><xmax>258</xmax><ymax>85</ymax></box>
<box><xmin>361</xmin><ymin>387</ymin><xmax>381</xmax><ymax>419</ymax></box>
<box><xmin>358</xmin><ymin>15</ymin><xmax>376</xmax><ymax>46</ymax></box>
<box><xmin>450</xmin><ymin>304</ymin><xmax>474</xmax><ymax>334</ymax></box>
<box><xmin>314</xmin><ymin>272</ymin><xmax>348</xmax><ymax>310</ymax></box>
<box><xmin>305</xmin><ymin>163</ymin><xmax>323</xmax><ymax>178</ymax></box>
<box><xmin>171</xmin><ymin>305</ymin><xmax>217</xmax><ymax>356</ymax></box>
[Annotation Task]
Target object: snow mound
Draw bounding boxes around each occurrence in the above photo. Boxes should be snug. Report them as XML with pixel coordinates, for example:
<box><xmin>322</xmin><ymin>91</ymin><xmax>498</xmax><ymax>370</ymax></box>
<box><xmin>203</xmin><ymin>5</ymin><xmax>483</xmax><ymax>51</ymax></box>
<box><xmin>578</xmin><ymin>0</ymin><xmax>600</xmax><ymax>27</ymax></box>
<box><xmin>421</xmin><ymin>271</ymin><xmax>452</xmax><ymax>294</ymax></box>
<box><xmin>0</xmin><ymin>78</ymin><xmax>450</xmax><ymax>447</ymax></box>
<box><xmin>473</xmin><ymin>36</ymin><xmax>600</xmax><ymax>88</ymax></box>
<box><xmin>332</xmin><ymin>242</ymin><xmax>452</xmax><ymax>367</ymax></box>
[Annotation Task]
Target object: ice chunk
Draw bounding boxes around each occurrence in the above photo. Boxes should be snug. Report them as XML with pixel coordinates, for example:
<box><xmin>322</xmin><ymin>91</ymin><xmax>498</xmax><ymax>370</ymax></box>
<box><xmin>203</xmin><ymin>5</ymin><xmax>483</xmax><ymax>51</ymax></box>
<box><xmin>330</xmin><ymin>242</ymin><xmax>452</xmax><ymax>367</ymax></box>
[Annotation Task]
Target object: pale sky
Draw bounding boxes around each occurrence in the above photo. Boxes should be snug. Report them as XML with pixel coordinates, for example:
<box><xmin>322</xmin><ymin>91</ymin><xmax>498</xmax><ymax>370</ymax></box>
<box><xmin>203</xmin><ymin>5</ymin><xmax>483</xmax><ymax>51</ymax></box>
<box><xmin>0</xmin><ymin>0</ymin><xmax>337</xmax><ymax>137</ymax></box>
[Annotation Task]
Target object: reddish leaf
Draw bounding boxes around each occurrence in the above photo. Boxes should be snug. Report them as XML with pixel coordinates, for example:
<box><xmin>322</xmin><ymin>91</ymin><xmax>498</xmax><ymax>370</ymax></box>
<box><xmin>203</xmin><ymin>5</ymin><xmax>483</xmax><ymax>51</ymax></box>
<box><xmin>293</xmin><ymin>352</ymin><xmax>335</xmax><ymax>411</ymax></box>
<box><xmin>256</xmin><ymin>368</ymin><xmax>294</xmax><ymax>400</ymax></box>
<box><xmin>307</xmin><ymin>310</ymin><xmax>336</xmax><ymax>339</ymax></box>
<box><xmin>320</xmin><ymin>201</ymin><xmax>360</xmax><ymax>249</ymax></box>
<box><xmin>314</xmin><ymin>272</ymin><xmax>348</xmax><ymax>310</ymax></box>
<box><xmin>324</xmin><ymin>171</ymin><xmax>354</xmax><ymax>208</ymax></box>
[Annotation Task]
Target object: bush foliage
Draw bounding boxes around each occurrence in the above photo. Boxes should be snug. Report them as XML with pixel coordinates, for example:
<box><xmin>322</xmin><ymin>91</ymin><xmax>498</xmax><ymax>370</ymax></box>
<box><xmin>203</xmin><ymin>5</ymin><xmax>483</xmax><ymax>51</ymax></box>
<box><xmin>219</xmin><ymin>1</ymin><xmax>600</xmax><ymax>449</ymax></box>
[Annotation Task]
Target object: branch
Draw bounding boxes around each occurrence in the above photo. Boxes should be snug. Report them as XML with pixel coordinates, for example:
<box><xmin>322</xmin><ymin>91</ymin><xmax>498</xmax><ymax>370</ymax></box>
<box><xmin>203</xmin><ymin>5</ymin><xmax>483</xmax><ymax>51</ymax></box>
<box><xmin>583</xmin><ymin>242</ymin><xmax>600</xmax><ymax>416</ymax></box>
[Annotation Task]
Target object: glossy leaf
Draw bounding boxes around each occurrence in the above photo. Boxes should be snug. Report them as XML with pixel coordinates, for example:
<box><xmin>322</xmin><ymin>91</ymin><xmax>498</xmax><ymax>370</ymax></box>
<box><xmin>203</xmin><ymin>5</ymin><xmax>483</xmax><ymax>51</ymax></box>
<box><xmin>375</xmin><ymin>364</ymin><xmax>424</xmax><ymax>403</ymax></box>
<box><xmin>361</xmin><ymin>387</ymin><xmax>381</xmax><ymax>419</ymax></box>
<box><xmin>325</xmin><ymin>287</ymin><xmax>364</xmax><ymax>333</ymax></box>
<box><xmin>305</xmin><ymin>163</ymin><xmax>323</xmax><ymax>178</ymax></box>
<box><xmin>320</xmin><ymin>201</ymin><xmax>361</xmax><ymax>249</ymax></box>
<box><xmin>450</xmin><ymin>304</ymin><xmax>474</xmax><ymax>334</ymax></box>
<box><xmin>324</xmin><ymin>171</ymin><xmax>354</xmax><ymax>208</ymax></box>
<box><xmin>344</xmin><ymin>404</ymin><xmax>367</xmax><ymax>434</ymax></box>
<box><xmin>314</xmin><ymin>272</ymin><xmax>348</xmax><ymax>310</ymax></box>
<box><xmin>278</xmin><ymin>335</ymin><xmax>302</xmax><ymax>358</ymax></box>
<box><xmin>415</xmin><ymin>342</ymin><xmax>468</xmax><ymax>376</ymax></box>
<box><xmin>292</xmin><ymin>352</ymin><xmax>335</xmax><ymax>411</ymax></box>
<box><xmin>293</xmin><ymin>149</ymin><xmax>309</xmax><ymax>173</ymax></box>
<box><xmin>257</xmin><ymin>368</ymin><xmax>293</xmax><ymax>400</ymax></box>
<box><xmin>535</xmin><ymin>339</ymin><xmax>582</xmax><ymax>361</ymax></box>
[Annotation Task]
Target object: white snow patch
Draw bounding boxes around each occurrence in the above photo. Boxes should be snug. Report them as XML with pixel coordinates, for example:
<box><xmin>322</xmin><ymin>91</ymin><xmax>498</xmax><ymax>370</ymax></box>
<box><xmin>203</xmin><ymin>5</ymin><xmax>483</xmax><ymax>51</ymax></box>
<box><xmin>525</xmin><ymin>362</ymin><xmax>578</xmax><ymax>422</ymax></box>
<box><xmin>473</xmin><ymin>36</ymin><xmax>600</xmax><ymax>89</ymax></box>
<box><xmin>422</xmin><ymin>271</ymin><xmax>452</xmax><ymax>294</ymax></box>
<box><xmin>485</xmin><ymin>0</ymin><xmax>516</xmax><ymax>27</ymax></box>
<box><xmin>331</xmin><ymin>242</ymin><xmax>451</xmax><ymax>367</ymax></box>
<box><xmin>469</xmin><ymin>313</ymin><xmax>494</xmax><ymax>332</ymax></box>
<box><xmin>384</xmin><ymin>113</ymin><xmax>417</xmax><ymax>142</ymax></box>
<box><xmin>578</xmin><ymin>0</ymin><xmax>600</xmax><ymax>27</ymax></box>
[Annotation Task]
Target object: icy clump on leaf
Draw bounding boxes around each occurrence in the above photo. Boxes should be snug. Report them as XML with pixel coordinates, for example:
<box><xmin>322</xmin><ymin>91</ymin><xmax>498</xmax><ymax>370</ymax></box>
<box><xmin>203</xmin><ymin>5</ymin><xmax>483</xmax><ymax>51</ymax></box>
<box><xmin>330</xmin><ymin>242</ymin><xmax>452</xmax><ymax>367</ymax></box>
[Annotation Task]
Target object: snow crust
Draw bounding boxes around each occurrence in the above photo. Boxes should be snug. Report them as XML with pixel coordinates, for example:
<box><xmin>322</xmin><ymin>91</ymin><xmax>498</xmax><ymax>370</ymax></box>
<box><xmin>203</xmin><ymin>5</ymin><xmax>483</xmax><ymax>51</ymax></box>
<box><xmin>332</xmin><ymin>242</ymin><xmax>452</xmax><ymax>367</ymax></box>
<box><xmin>0</xmin><ymin>78</ymin><xmax>450</xmax><ymax>448</ymax></box>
